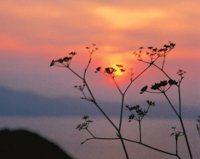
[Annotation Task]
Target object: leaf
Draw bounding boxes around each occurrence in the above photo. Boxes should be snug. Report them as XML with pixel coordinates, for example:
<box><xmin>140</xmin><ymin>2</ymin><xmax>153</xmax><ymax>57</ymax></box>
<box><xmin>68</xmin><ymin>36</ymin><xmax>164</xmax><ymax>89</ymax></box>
<box><xmin>158</xmin><ymin>48</ymin><xmax>164</xmax><ymax>52</ymax></box>
<box><xmin>58</xmin><ymin>58</ymin><xmax>64</xmax><ymax>63</ymax></box>
<box><xmin>169</xmin><ymin>41</ymin><xmax>176</xmax><ymax>48</ymax></box>
<box><xmin>126</xmin><ymin>105</ymin><xmax>135</xmax><ymax>111</ymax></box>
<box><xmin>76</xmin><ymin>124</ymin><xmax>81</xmax><ymax>129</ymax></box>
<box><xmin>105</xmin><ymin>67</ymin><xmax>116</xmax><ymax>74</ymax></box>
<box><xmin>151</xmin><ymin>83</ymin><xmax>159</xmax><ymax>90</ymax></box>
<box><xmin>82</xmin><ymin>116</ymin><xmax>89</xmax><ymax>120</ymax></box>
<box><xmin>69</xmin><ymin>52</ymin><xmax>77</xmax><ymax>56</ymax></box>
<box><xmin>160</xmin><ymin>80</ymin><xmax>168</xmax><ymax>87</ymax></box>
<box><xmin>140</xmin><ymin>85</ymin><xmax>148</xmax><ymax>94</ymax></box>
<box><xmin>147</xmin><ymin>100</ymin><xmax>155</xmax><ymax>106</ymax></box>
<box><xmin>120</xmin><ymin>69</ymin><xmax>125</xmax><ymax>72</ymax></box>
<box><xmin>177</xmin><ymin>69</ymin><xmax>186</xmax><ymax>76</ymax></box>
<box><xmin>151</xmin><ymin>80</ymin><xmax>168</xmax><ymax>90</ymax></box>
<box><xmin>163</xmin><ymin>44</ymin><xmax>170</xmax><ymax>48</ymax></box>
<box><xmin>63</xmin><ymin>56</ymin><xmax>72</xmax><ymax>62</ymax></box>
<box><xmin>116</xmin><ymin>64</ymin><xmax>123</xmax><ymax>68</ymax></box>
<box><xmin>128</xmin><ymin>114</ymin><xmax>135</xmax><ymax>121</ymax></box>
<box><xmin>50</xmin><ymin>60</ymin><xmax>55</xmax><ymax>67</ymax></box>
<box><xmin>147</xmin><ymin>46</ymin><xmax>153</xmax><ymax>50</ymax></box>
<box><xmin>139</xmin><ymin>47</ymin><xmax>144</xmax><ymax>49</ymax></box>
<box><xmin>152</xmin><ymin>48</ymin><xmax>157</xmax><ymax>52</ymax></box>
<box><xmin>168</xmin><ymin>79</ymin><xmax>178</xmax><ymax>86</ymax></box>
<box><xmin>95</xmin><ymin>67</ymin><xmax>101</xmax><ymax>73</ymax></box>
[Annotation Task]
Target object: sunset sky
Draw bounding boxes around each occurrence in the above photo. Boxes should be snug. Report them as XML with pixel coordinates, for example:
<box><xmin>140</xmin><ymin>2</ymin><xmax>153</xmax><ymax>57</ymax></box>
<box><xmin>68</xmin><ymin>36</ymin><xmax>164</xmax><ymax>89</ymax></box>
<box><xmin>0</xmin><ymin>0</ymin><xmax>200</xmax><ymax>106</ymax></box>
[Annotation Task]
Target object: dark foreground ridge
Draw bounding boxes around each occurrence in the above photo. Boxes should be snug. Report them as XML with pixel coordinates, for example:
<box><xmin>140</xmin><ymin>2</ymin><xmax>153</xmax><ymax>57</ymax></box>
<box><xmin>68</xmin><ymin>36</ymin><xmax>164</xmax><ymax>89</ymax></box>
<box><xmin>0</xmin><ymin>129</ymin><xmax>74</xmax><ymax>159</ymax></box>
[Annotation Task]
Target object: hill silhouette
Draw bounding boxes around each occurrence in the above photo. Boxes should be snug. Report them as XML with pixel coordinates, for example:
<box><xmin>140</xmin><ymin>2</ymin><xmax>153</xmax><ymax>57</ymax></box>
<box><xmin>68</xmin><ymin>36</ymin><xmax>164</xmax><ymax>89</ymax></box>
<box><xmin>0</xmin><ymin>129</ymin><xmax>74</xmax><ymax>159</ymax></box>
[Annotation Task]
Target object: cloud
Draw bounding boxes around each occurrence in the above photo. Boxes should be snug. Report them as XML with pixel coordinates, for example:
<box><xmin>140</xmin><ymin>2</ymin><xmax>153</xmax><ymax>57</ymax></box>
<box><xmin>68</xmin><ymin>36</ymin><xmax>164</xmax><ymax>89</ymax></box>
<box><xmin>1</xmin><ymin>0</ymin><xmax>200</xmax><ymax>55</ymax></box>
<box><xmin>94</xmin><ymin>6</ymin><xmax>167</xmax><ymax>30</ymax></box>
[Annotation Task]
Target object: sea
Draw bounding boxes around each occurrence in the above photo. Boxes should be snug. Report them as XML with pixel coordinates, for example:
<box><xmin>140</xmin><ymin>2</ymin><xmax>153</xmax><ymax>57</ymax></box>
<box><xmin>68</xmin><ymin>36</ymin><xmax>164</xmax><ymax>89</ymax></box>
<box><xmin>0</xmin><ymin>117</ymin><xmax>199</xmax><ymax>159</ymax></box>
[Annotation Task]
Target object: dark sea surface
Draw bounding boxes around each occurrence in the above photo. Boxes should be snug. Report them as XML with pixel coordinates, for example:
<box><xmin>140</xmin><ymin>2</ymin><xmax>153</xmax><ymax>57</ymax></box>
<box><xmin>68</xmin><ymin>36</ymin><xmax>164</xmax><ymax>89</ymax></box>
<box><xmin>0</xmin><ymin>117</ymin><xmax>199</xmax><ymax>159</ymax></box>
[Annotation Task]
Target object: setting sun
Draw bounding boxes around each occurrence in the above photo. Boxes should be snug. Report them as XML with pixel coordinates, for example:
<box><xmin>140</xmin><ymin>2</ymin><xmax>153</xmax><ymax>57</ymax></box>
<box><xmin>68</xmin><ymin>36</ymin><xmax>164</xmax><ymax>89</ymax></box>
<box><xmin>111</xmin><ymin>64</ymin><xmax>125</xmax><ymax>76</ymax></box>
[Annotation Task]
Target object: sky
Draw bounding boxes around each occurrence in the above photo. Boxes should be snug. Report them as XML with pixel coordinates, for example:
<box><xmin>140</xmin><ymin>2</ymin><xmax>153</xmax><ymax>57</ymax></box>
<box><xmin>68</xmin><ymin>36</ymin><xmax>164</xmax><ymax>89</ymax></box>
<box><xmin>0</xmin><ymin>0</ymin><xmax>200</xmax><ymax>107</ymax></box>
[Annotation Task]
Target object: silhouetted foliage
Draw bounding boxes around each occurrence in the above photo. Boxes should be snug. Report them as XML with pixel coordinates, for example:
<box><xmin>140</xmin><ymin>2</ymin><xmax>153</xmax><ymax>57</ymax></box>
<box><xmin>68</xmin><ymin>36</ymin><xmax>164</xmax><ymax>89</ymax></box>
<box><xmin>50</xmin><ymin>42</ymin><xmax>195</xmax><ymax>159</ymax></box>
<box><xmin>76</xmin><ymin>116</ymin><xmax>93</xmax><ymax>131</ymax></box>
<box><xmin>126</xmin><ymin>100</ymin><xmax>154</xmax><ymax>122</ymax></box>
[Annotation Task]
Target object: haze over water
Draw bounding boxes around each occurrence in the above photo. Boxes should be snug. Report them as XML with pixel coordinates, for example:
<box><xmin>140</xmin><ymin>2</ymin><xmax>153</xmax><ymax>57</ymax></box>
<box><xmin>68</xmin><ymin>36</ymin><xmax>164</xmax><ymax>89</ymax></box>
<box><xmin>0</xmin><ymin>117</ymin><xmax>199</xmax><ymax>159</ymax></box>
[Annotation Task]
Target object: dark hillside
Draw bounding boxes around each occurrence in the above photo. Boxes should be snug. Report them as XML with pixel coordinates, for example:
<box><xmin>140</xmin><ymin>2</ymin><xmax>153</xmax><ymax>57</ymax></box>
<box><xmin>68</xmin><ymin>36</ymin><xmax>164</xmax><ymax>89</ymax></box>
<box><xmin>0</xmin><ymin>129</ymin><xmax>74</xmax><ymax>159</ymax></box>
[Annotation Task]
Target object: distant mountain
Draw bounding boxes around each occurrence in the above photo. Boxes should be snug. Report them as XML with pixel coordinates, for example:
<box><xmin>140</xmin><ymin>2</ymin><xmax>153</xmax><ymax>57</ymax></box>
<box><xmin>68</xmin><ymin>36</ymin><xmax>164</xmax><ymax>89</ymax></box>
<box><xmin>0</xmin><ymin>86</ymin><xmax>99</xmax><ymax>117</ymax></box>
<box><xmin>0</xmin><ymin>86</ymin><xmax>199</xmax><ymax>119</ymax></box>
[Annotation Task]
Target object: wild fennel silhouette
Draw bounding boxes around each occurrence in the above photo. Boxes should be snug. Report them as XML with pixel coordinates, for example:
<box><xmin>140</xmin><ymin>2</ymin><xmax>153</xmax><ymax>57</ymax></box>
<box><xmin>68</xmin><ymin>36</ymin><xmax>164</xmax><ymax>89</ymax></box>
<box><xmin>50</xmin><ymin>42</ymin><xmax>194</xmax><ymax>159</ymax></box>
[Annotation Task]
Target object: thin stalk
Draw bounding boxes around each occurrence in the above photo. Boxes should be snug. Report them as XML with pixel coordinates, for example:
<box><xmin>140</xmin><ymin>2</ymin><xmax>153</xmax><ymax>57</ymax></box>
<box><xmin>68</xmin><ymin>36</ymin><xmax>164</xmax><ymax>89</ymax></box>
<box><xmin>164</xmin><ymin>92</ymin><xmax>193</xmax><ymax>159</ymax></box>
<box><xmin>76</xmin><ymin>50</ymin><xmax>130</xmax><ymax>159</ymax></box>
<box><xmin>123</xmin><ymin>138</ymin><xmax>181</xmax><ymax>159</ymax></box>
<box><xmin>113</xmin><ymin>77</ymin><xmax>123</xmax><ymax>95</ymax></box>
<box><xmin>84</xmin><ymin>81</ymin><xmax>119</xmax><ymax>131</ymax></box>
<box><xmin>84</xmin><ymin>52</ymin><xmax>119</xmax><ymax>132</ymax></box>
<box><xmin>175</xmin><ymin>137</ymin><xmax>178</xmax><ymax>155</ymax></box>
<box><xmin>179</xmin><ymin>117</ymin><xmax>193</xmax><ymax>159</ymax></box>
<box><xmin>119</xmin><ymin>95</ymin><xmax>125</xmax><ymax>132</ymax></box>
<box><xmin>83</xmin><ymin>137</ymin><xmax>119</xmax><ymax>143</ymax></box>
<box><xmin>83</xmin><ymin>84</ymin><xmax>126</xmax><ymax>158</ymax></box>
<box><xmin>124</xmin><ymin>64</ymin><xmax>151</xmax><ymax>94</ymax></box>
<box><xmin>152</xmin><ymin>63</ymin><xmax>171</xmax><ymax>80</ymax></box>
<box><xmin>86</xmin><ymin>128</ymin><xmax>95</xmax><ymax>138</ymax></box>
<box><xmin>139</xmin><ymin>120</ymin><xmax>142</xmax><ymax>143</ymax></box>
<box><xmin>68</xmin><ymin>65</ymin><xmax>119</xmax><ymax>132</ymax></box>
<box><xmin>81</xmin><ymin>136</ymin><xmax>119</xmax><ymax>145</ymax></box>
<box><xmin>67</xmin><ymin>66</ymin><xmax>84</xmax><ymax>80</ymax></box>
<box><xmin>83</xmin><ymin>132</ymin><xmax>181</xmax><ymax>159</ymax></box>
<box><xmin>162</xmin><ymin>54</ymin><xmax>166</xmax><ymax>70</ymax></box>
<box><xmin>117</xmin><ymin>61</ymin><xmax>157</xmax><ymax>132</ymax></box>
<box><xmin>118</xmin><ymin>133</ymin><xmax>130</xmax><ymax>159</ymax></box>
<box><xmin>163</xmin><ymin>92</ymin><xmax>180</xmax><ymax>118</ymax></box>
<box><xmin>178</xmin><ymin>85</ymin><xmax>182</xmax><ymax>117</ymax></box>
<box><xmin>83</xmin><ymin>52</ymin><xmax>92</xmax><ymax>79</ymax></box>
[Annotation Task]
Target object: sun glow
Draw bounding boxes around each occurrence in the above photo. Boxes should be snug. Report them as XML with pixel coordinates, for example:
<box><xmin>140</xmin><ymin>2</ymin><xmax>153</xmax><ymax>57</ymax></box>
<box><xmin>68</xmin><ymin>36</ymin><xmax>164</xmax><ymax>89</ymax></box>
<box><xmin>111</xmin><ymin>64</ymin><xmax>125</xmax><ymax>76</ymax></box>
<box><xmin>98</xmin><ymin>52</ymin><xmax>133</xmax><ymax>79</ymax></box>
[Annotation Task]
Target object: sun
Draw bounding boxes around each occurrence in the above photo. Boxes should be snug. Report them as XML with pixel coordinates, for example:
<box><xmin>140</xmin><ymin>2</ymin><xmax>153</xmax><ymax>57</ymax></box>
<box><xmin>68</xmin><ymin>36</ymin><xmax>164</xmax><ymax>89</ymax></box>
<box><xmin>111</xmin><ymin>64</ymin><xmax>125</xmax><ymax>76</ymax></box>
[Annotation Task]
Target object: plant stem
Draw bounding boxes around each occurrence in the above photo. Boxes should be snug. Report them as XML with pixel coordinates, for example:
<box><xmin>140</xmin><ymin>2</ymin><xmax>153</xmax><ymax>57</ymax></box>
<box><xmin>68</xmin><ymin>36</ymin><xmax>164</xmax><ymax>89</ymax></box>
<box><xmin>119</xmin><ymin>95</ymin><xmax>125</xmax><ymax>132</ymax></box>
<box><xmin>139</xmin><ymin>120</ymin><xmax>142</xmax><ymax>143</ymax></box>
<box><xmin>163</xmin><ymin>92</ymin><xmax>193</xmax><ymax>159</ymax></box>
<box><xmin>123</xmin><ymin>138</ymin><xmax>181</xmax><ymax>159</ymax></box>
<box><xmin>178</xmin><ymin>85</ymin><xmax>182</xmax><ymax>117</ymax></box>
<box><xmin>83</xmin><ymin>52</ymin><xmax>92</xmax><ymax>78</ymax></box>
<box><xmin>68</xmin><ymin>66</ymin><xmax>84</xmax><ymax>80</ymax></box>
<box><xmin>152</xmin><ymin>63</ymin><xmax>171</xmax><ymax>79</ymax></box>
<box><xmin>162</xmin><ymin>54</ymin><xmax>166</xmax><ymax>70</ymax></box>
<box><xmin>163</xmin><ymin>92</ymin><xmax>180</xmax><ymax>117</ymax></box>
<box><xmin>124</xmin><ymin>64</ymin><xmax>151</xmax><ymax>94</ymax></box>
<box><xmin>118</xmin><ymin>133</ymin><xmax>130</xmax><ymax>159</ymax></box>
<box><xmin>175</xmin><ymin>137</ymin><xmax>178</xmax><ymax>155</ymax></box>
<box><xmin>84</xmin><ymin>80</ymin><xmax>119</xmax><ymax>131</ymax></box>
<box><xmin>179</xmin><ymin>117</ymin><xmax>193</xmax><ymax>159</ymax></box>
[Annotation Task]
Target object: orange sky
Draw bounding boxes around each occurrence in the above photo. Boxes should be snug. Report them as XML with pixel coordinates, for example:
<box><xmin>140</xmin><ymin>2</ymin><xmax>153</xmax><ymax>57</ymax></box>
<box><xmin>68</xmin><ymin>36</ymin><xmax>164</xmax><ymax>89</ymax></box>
<box><xmin>0</xmin><ymin>0</ymin><xmax>200</xmax><ymax>104</ymax></box>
